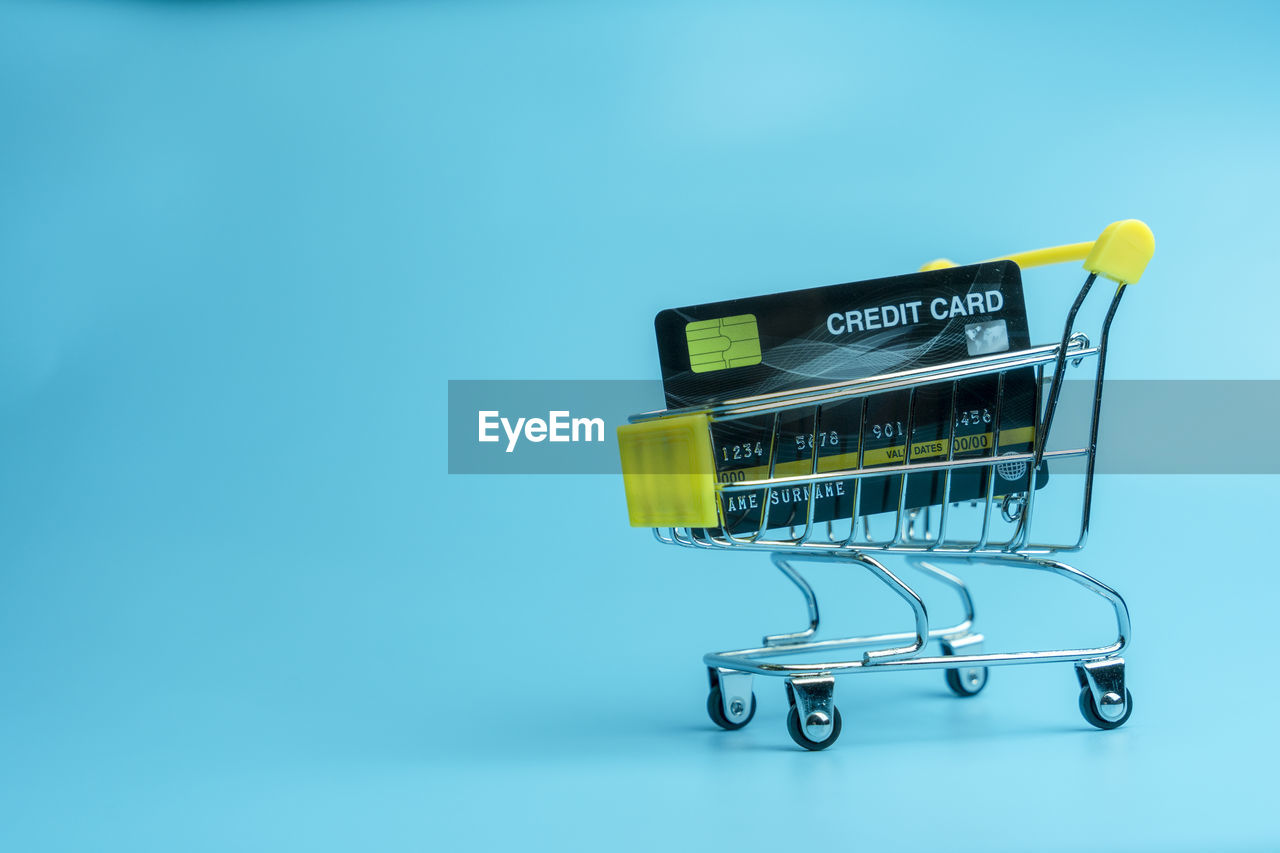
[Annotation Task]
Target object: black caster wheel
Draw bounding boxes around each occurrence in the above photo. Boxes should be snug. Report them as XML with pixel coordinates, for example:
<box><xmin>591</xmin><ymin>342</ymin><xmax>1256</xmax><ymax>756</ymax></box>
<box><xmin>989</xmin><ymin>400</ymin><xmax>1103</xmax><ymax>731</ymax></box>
<box><xmin>1079</xmin><ymin>686</ymin><xmax>1133</xmax><ymax>730</ymax></box>
<box><xmin>942</xmin><ymin>655</ymin><xmax>989</xmax><ymax>697</ymax></box>
<box><xmin>785</xmin><ymin>704</ymin><xmax>842</xmax><ymax>751</ymax></box>
<box><xmin>707</xmin><ymin>686</ymin><xmax>757</xmax><ymax>730</ymax></box>
<box><xmin>940</xmin><ymin>642</ymin><xmax>988</xmax><ymax>697</ymax></box>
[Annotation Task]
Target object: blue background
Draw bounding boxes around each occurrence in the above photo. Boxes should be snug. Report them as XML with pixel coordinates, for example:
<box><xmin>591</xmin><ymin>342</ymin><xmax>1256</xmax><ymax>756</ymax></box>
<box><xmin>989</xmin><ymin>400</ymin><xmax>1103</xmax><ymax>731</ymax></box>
<box><xmin>2</xmin><ymin>1</ymin><xmax>1278</xmax><ymax>850</ymax></box>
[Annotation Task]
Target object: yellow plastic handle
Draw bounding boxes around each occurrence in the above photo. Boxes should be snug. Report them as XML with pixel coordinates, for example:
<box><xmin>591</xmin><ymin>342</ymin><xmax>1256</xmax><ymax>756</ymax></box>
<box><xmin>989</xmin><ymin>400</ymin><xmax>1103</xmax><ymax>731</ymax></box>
<box><xmin>921</xmin><ymin>219</ymin><xmax>1154</xmax><ymax>285</ymax></box>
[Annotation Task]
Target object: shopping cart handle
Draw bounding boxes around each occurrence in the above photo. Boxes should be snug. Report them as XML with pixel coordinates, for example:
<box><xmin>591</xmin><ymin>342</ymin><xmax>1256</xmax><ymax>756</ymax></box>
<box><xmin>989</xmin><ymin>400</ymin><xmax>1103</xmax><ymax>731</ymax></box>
<box><xmin>921</xmin><ymin>219</ymin><xmax>1154</xmax><ymax>285</ymax></box>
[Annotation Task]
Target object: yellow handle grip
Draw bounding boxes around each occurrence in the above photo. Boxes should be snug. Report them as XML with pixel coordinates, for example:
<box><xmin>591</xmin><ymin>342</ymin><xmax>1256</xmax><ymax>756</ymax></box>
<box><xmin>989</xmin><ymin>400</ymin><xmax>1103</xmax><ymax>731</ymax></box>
<box><xmin>922</xmin><ymin>219</ymin><xmax>1154</xmax><ymax>285</ymax></box>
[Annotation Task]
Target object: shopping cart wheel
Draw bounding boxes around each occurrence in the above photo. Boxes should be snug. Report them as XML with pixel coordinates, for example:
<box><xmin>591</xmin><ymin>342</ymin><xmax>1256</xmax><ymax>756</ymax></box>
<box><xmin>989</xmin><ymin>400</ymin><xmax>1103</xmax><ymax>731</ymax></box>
<box><xmin>706</xmin><ymin>686</ymin><xmax>757</xmax><ymax>731</ymax></box>
<box><xmin>786</xmin><ymin>705</ymin><xmax>843</xmax><ymax>751</ymax></box>
<box><xmin>945</xmin><ymin>666</ymin><xmax>989</xmax><ymax>697</ymax></box>
<box><xmin>941</xmin><ymin>635</ymin><xmax>988</xmax><ymax>697</ymax></box>
<box><xmin>1078</xmin><ymin>686</ymin><xmax>1133</xmax><ymax>730</ymax></box>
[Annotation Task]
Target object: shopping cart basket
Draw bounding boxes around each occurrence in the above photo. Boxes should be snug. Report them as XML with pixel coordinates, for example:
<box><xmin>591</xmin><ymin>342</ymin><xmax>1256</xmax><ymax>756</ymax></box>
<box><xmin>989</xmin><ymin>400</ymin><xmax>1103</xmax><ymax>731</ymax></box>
<box><xmin>617</xmin><ymin>220</ymin><xmax>1154</xmax><ymax>750</ymax></box>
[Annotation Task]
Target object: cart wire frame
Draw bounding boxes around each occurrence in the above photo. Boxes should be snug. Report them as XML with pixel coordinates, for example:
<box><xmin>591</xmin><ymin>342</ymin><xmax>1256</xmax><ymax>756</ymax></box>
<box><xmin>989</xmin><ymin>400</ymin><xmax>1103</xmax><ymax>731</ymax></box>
<box><xmin>619</xmin><ymin>220</ymin><xmax>1154</xmax><ymax>750</ymax></box>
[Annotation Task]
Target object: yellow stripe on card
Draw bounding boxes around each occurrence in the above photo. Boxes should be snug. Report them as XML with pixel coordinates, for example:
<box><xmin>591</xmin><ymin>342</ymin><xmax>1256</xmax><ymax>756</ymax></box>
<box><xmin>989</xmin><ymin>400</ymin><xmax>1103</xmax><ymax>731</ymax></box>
<box><xmin>715</xmin><ymin>426</ymin><xmax>1036</xmax><ymax>482</ymax></box>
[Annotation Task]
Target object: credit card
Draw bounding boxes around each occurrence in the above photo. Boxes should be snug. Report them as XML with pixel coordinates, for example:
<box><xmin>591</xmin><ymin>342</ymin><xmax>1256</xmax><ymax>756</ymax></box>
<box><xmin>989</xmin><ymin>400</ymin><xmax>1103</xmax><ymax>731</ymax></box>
<box><xmin>652</xmin><ymin>262</ymin><xmax>1048</xmax><ymax>532</ymax></box>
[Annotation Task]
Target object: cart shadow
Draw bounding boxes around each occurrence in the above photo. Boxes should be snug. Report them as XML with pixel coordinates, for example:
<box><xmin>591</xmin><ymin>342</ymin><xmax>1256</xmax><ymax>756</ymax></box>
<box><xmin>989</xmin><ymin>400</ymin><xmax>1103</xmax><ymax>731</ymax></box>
<box><xmin>658</xmin><ymin>685</ymin><xmax>1091</xmax><ymax>752</ymax></box>
<box><xmin>691</xmin><ymin>720</ymin><xmax>1088</xmax><ymax>753</ymax></box>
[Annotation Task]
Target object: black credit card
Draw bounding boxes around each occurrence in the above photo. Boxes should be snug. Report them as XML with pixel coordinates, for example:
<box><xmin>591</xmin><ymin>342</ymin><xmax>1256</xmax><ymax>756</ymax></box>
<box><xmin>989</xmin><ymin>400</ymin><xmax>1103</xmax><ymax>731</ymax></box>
<box><xmin>653</xmin><ymin>262</ymin><xmax>1048</xmax><ymax>532</ymax></box>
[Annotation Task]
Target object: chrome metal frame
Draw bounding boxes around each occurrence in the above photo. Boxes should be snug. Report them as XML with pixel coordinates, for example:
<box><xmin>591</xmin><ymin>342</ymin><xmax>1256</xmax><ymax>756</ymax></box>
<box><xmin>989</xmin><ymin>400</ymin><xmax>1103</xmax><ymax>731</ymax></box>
<box><xmin>631</xmin><ymin>272</ymin><xmax>1135</xmax><ymax>746</ymax></box>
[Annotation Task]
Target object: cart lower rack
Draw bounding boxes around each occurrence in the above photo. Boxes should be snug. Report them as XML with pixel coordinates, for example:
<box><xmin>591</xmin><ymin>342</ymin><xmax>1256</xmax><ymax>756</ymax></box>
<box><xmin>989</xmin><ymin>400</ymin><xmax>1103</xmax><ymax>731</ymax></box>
<box><xmin>618</xmin><ymin>220</ymin><xmax>1154</xmax><ymax>750</ymax></box>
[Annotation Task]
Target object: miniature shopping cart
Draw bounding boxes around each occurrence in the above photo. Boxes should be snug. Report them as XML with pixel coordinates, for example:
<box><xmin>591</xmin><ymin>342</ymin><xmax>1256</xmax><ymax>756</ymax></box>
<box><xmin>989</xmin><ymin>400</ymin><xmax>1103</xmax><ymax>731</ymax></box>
<box><xmin>617</xmin><ymin>220</ymin><xmax>1154</xmax><ymax>750</ymax></box>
